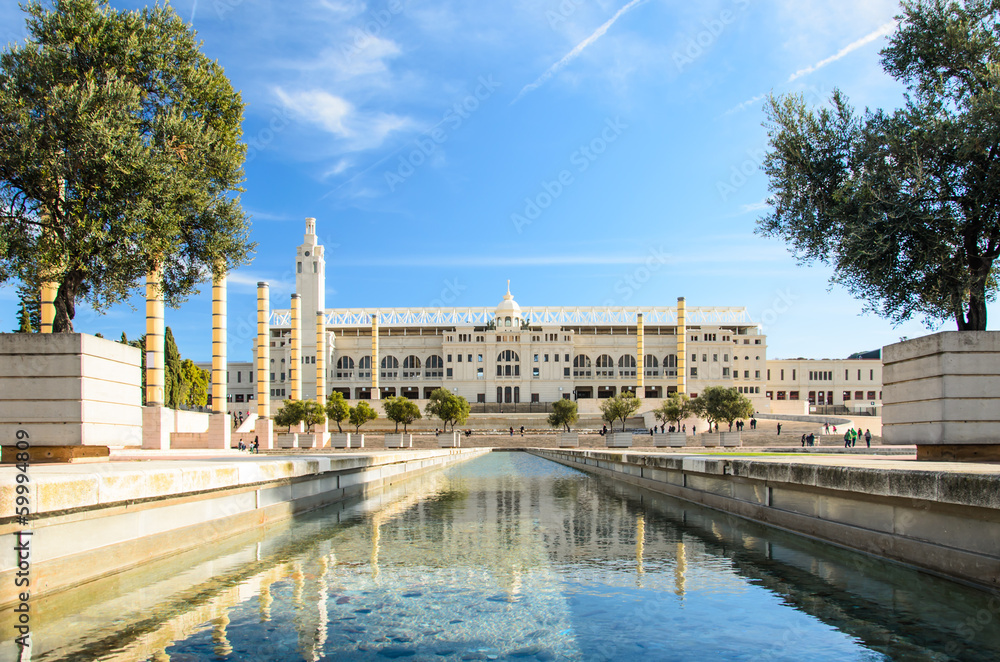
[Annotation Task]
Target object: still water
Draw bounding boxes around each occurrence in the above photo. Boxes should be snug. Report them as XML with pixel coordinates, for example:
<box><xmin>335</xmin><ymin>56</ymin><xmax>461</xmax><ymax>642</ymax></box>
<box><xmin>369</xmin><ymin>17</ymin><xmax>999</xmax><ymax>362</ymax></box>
<box><xmin>10</xmin><ymin>452</ymin><xmax>1000</xmax><ymax>661</ymax></box>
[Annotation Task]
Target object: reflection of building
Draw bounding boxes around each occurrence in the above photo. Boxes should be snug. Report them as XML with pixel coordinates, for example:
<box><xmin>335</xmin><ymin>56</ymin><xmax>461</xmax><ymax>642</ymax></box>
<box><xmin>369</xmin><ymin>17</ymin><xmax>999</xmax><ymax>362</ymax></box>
<box><xmin>252</xmin><ymin>218</ymin><xmax>768</xmax><ymax>408</ymax></box>
<box><xmin>764</xmin><ymin>356</ymin><xmax>883</xmax><ymax>414</ymax></box>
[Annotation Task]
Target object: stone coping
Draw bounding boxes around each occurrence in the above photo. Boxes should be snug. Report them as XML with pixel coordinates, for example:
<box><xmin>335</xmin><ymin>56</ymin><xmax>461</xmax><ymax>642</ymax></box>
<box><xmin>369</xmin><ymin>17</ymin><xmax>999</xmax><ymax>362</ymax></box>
<box><xmin>0</xmin><ymin>448</ymin><xmax>487</xmax><ymax>519</ymax></box>
<box><xmin>532</xmin><ymin>449</ymin><xmax>1000</xmax><ymax>511</ymax></box>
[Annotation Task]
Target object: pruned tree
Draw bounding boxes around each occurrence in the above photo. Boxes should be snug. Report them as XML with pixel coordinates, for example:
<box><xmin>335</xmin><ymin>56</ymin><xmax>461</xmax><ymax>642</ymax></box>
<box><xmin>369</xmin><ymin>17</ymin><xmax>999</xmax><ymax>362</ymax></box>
<box><xmin>547</xmin><ymin>398</ymin><xmax>579</xmax><ymax>432</ymax></box>
<box><xmin>424</xmin><ymin>388</ymin><xmax>470</xmax><ymax>431</ymax></box>
<box><xmin>274</xmin><ymin>400</ymin><xmax>306</xmax><ymax>432</ymax></box>
<box><xmin>325</xmin><ymin>391</ymin><xmax>350</xmax><ymax>433</ymax></box>
<box><xmin>690</xmin><ymin>387</ymin><xmax>754</xmax><ymax>431</ymax></box>
<box><xmin>302</xmin><ymin>400</ymin><xmax>326</xmax><ymax>433</ymax></box>
<box><xmin>348</xmin><ymin>401</ymin><xmax>378</xmax><ymax>433</ymax></box>
<box><xmin>759</xmin><ymin>0</ymin><xmax>1000</xmax><ymax>331</ymax></box>
<box><xmin>654</xmin><ymin>392</ymin><xmax>692</xmax><ymax>429</ymax></box>
<box><xmin>0</xmin><ymin>0</ymin><xmax>254</xmax><ymax>332</ymax></box>
<box><xmin>383</xmin><ymin>395</ymin><xmax>421</xmax><ymax>432</ymax></box>
<box><xmin>179</xmin><ymin>359</ymin><xmax>208</xmax><ymax>409</ymax></box>
<box><xmin>599</xmin><ymin>392</ymin><xmax>641</xmax><ymax>432</ymax></box>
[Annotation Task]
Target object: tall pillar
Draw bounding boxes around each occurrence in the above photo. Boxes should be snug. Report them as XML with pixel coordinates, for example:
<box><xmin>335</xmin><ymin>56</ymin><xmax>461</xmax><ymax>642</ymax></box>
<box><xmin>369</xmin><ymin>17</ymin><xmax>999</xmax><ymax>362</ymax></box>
<box><xmin>316</xmin><ymin>311</ymin><xmax>327</xmax><ymax>406</ymax></box>
<box><xmin>257</xmin><ymin>283</ymin><xmax>270</xmax><ymax>418</ymax></box>
<box><xmin>255</xmin><ymin>282</ymin><xmax>274</xmax><ymax>449</ymax></box>
<box><xmin>145</xmin><ymin>268</ymin><xmax>165</xmax><ymax>406</ymax></box>
<box><xmin>290</xmin><ymin>294</ymin><xmax>301</xmax><ymax>400</ymax></box>
<box><xmin>212</xmin><ymin>272</ymin><xmax>228</xmax><ymax>413</ymax></box>
<box><xmin>636</xmin><ymin>312</ymin><xmax>645</xmax><ymax>397</ymax></box>
<box><xmin>676</xmin><ymin>297</ymin><xmax>687</xmax><ymax>395</ymax></box>
<box><xmin>371</xmin><ymin>314</ymin><xmax>380</xmax><ymax>400</ymax></box>
<box><xmin>208</xmin><ymin>271</ymin><xmax>232</xmax><ymax>449</ymax></box>
<box><xmin>40</xmin><ymin>282</ymin><xmax>57</xmax><ymax>334</ymax></box>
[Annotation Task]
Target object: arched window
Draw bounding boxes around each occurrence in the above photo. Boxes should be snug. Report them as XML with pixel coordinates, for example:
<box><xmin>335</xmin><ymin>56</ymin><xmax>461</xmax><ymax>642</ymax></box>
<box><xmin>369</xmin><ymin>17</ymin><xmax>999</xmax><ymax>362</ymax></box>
<box><xmin>335</xmin><ymin>356</ymin><xmax>354</xmax><ymax>379</ymax></box>
<box><xmin>380</xmin><ymin>355</ymin><xmax>398</xmax><ymax>379</ymax></box>
<box><xmin>644</xmin><ymin>354</ymin><xmax>659</xmax><ymax>377</ymax></box>
<box><xmin>595</xmin><ymin>354</ymin><xmax>614</xmax><ymax>377</ymax></box>
<box><xmin>666</xmin><ymin>354</ymin><xmax>676</xmax><ymax>368</ymax></box>
<box><xmin>618</xmin><ymin>354</ymin><xmax>636</xmax><ymax>377</ymax></box>
<box><xmin>498</xmin><ymin>350</ymin><xmax>520</xmax><ymax>363</ymax></box>
<box><xmin>358</xmin><ymin>355</ymin><xmax>372</xmax><ymax>378</ymax></box>
<box><xmin>425</xmin><ymin>355</ymin><xmax>444</xmax><ymax>378</ymax></box>
<box><xmin>505</xmin><ymin>316</ymin><xmax>512</xmax><ymax>327</ymax></box>
<box><xmin>402</xmin><ymin>355</ymin><xmax>421</xmax><ymax>378</ymax></box>
<box><xmin>573</xmin><ymin>354</ymin><xmax>592</xmax><ymax>377</ymax></box>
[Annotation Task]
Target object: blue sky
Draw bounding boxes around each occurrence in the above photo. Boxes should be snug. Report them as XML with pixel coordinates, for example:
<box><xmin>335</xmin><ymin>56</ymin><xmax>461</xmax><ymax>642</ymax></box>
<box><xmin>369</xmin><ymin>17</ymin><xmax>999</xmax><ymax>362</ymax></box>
<box><xmin>2</xmin><ymin>0</ymin><xmax>991</xmax><ymax>361</ymax></box>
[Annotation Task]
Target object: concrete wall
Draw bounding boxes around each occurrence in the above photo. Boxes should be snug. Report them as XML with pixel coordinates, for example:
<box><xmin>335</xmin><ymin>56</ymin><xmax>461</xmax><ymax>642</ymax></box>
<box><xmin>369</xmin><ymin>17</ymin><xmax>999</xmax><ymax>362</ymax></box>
<box><xmin>0</xmin><ymin>448</ymin><xmax>487</xmax><ymax>607</ymax></box>
<box><xmin>0</xmin><ymin>333</ymin><xmax>142</xmax><ymax>446</ymax></box>
<box><xmin>883</xmin><ymin>331</ymin><xmax>1000</xmax><ymax>445</ymax></box>
<box><xmin>530</xmin><ymin>449</ymin><xmax>1000</xmax><ymax>591</ymax></box>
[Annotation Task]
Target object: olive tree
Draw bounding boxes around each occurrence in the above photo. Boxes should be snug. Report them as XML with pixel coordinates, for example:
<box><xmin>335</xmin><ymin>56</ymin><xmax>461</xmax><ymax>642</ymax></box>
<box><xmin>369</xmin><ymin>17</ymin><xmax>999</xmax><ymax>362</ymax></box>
<box><xmin>547</xmin><ymin>398</ymin><xmax>579</xmax><ymax>432</ymax></box>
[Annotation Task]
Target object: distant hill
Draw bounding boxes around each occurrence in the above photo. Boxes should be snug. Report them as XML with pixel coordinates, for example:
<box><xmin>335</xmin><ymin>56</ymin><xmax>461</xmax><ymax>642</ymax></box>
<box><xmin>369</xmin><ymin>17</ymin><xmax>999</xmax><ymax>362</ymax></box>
<box><xmin>847</xmin><ymin>349</ymin><xmax>881</xmax><ymax>360</ymax></box>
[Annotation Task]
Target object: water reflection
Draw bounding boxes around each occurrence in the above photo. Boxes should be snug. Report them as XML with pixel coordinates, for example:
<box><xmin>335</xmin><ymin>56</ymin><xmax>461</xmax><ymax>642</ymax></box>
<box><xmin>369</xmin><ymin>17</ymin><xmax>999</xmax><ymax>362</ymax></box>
<box><xmin>4</xmin><ymin>452</ymin><xmax>999</xmax><ymax>661</ymax></box>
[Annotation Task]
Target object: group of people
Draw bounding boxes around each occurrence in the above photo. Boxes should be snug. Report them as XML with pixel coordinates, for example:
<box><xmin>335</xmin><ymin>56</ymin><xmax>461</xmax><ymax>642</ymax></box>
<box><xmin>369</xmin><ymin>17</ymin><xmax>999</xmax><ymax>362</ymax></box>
<box><xmin>844</xmin><ymin>428</ymin><xmax>872</xmax><ymax>448</ymax></box>
<box><xmin>237</xmin><ymin>435</ymin><xmax>260</xmax><ymax>453</ymax></box>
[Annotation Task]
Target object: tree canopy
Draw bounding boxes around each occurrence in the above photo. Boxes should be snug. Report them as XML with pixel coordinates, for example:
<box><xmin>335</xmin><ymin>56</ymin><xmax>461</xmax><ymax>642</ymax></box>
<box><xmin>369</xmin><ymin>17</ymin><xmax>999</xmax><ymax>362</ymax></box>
<box><xmin>654</xmin><ymin>392</ymin><xmax>692</xmax><ymax>428</ymax></box>
<box><xmin>274</xmin><ymin>400</ymin><xmax>306</xmax><ymax>431</ymax></box>
<box><xmin>599</xmin><ymin>392</ymin><xmax>641</xmax><ymax>432</ymax></box>
<box><xmin>325</xmin><ymin>391</ymin><xmax>350</xmax><ymax>433</ymax></box>
<box><xmin>547</xmin><ymin>398</ymin><xmax>579</xmax><ymax>432</ymax></box>
<box><xmin>349</xmin><ymin>401</ymin><xmax>378</xmax><ymax>432</ymax></box>
<box><xmin>0</xmin><ymin>0</ymin><xmax>254</xmax><ymax>331</ymax></box>
<box><xmin>690</xmin><ymin>387</ymin><xmax>754</xmax><ymax>429</ymax></box>
<box><xmin>759</xmin><ymin>0</ymin><xmax>1000</xmax><ymax>330</ymax></box>
<box><xmin>382</xmin><ymin>395</ymin><xmax>421</xmax><ymax>432</ymax></box>
<box><xmin>424</xmin><ymin>388</ymin><xmax>470</xmax><ymax>431</ymax></box>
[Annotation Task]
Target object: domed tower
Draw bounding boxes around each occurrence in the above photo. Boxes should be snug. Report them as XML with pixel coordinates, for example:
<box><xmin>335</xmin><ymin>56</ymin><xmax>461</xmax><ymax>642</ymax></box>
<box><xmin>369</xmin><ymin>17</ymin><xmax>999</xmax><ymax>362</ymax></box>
<box><xmin>495</xmin><ymin>281</ymin><xmax>521</xmax><ymax>329</ymax></box>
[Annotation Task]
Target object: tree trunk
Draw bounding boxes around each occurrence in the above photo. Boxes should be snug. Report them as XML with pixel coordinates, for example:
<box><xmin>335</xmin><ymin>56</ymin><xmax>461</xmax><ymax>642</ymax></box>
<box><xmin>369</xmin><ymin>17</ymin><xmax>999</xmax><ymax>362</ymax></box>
<box><xmin>53</xmin><ymin>275</ymin><xmax>80</xmax><ymax>333</ymax></box>
<box><xmin>957</xmin><ymin>267</ymin><xmax>990</xmax><ymax>330</ymax></box>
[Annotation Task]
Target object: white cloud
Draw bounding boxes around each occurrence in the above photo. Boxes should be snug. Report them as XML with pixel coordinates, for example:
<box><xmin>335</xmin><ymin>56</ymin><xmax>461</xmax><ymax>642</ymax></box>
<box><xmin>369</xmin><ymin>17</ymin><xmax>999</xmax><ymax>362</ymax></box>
<box><xmin>739</xmin><ymin>200</ymin><xmax>770</xmax><ymax>214</ymax></box>
<box><xmin>788</xmin><ymin>21</ymin><xmax>897</xmax><ymax>82</ymax></box>
<box><xmin>513</xmin><ymin>0</ymin><xmax>647</xmax><ymax>103</ymax></box>
<box><xmin>274</xmin><ymin>87</ymin><xmax>414</xmax><ymax>151</ymax></box>
<box><xmin>724</xmin><ymin>92</ymin><xmax>768</xmax><ymax>116</ymax></box>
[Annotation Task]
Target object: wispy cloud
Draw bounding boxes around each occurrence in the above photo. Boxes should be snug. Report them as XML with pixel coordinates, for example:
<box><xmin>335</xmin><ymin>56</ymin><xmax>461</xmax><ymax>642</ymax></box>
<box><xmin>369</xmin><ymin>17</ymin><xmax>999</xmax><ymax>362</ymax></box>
<box><xmin>739</xmin><ymin>199</ymin><xmax>770</xmax><ymax>214</ymax></box>
<box><xmin>724</xmin><ymin>92</ymin><xmax>768</xmax><ymax>116</ymax></box>
<box><xmin>274</xmin><ymin>87</ymin><xmax>414</xmax><ymax>151</ymax></box>
<box><xmin>788</xmin><ymin>21</ymin><xmax>896</xmax><ymax>81</ymax></box>
<box><xmin>512</xmin><ymin>0</ymin><xmax>647</xmax><ymax>104</ymax></box>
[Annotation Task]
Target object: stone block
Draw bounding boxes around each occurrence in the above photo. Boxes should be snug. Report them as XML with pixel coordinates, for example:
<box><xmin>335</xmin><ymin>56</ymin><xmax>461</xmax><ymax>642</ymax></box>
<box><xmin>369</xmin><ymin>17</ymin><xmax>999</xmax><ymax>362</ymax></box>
<box><xmin>721</xmin><ymin>432</ymin><xmax>742</xmax><ymax>447</ymax></box>
<box><xmin>606</xmin><ymin>433</ymin><xmax>631</xmax><ymax>448</ymax></box>
<box><xmin>883</xmin><ymin>331</ymin><xmax>1000</xmax><ymax>446</ymax></box>
<box><xmin>437</xmin><ymin>432</ymin><xmax>460</xmax><ymax>448</ymax></box>
<box><xmin>384</xmin><ymin>434</ymin><xmax>413</xmax><ymax>448</ymax></box>
<box><xmin>558</xmin><ymin>432</ymin><xmax>579</xmax><ymax>448</ymax></box>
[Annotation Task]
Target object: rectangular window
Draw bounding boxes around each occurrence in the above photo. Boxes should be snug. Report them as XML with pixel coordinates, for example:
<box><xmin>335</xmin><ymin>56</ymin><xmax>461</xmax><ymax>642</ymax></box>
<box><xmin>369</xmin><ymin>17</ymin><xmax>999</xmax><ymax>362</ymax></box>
<box><xmin>792</xmin><ymin>370</ymin><xmax>796</xmax><ymax>380</ymax></box>
<box><xmin>755</xmin><ymin>370</ymin><xmax>760</xmax><ymax>379</ymax></box>
<box><xmin>789</xmin><ymin>391</ymin><xmax>800</xmax><ymax>400</ymax></box>
<box><xmin>767</xmin><ymin>369</ymin><xmax>770</xmax><ymax>380</ymax></box>
<box><xmin>478</xmin><ymin>354</ymin><xmax>483</xmax><ymax>362</ymax></box>
<box><xmin>858</xmin><ymin>369</ymin><xmax>862</xmax><ymax>380</ymax></box>
<box><xmin>713</xmin><ymin>354</ymin><xmax>718</xmax><ymax>362</ymax></box>
<box><xmin>447</xmin><ymin>368</ymin><xmax>453</xmax><ymax>378</ymax></box>
<box><xmin>249</xmin><ymin>372</ymin><xmax>253</xmax><ymax>382</ymax></box>
<box><xmin>870</xmin><ymin>369</ymin><xmax>874</xmax><ymax>380</ymax></box>
<box><xmin>554</xmin><ymin>354</ymin><xmax>559</xmax><ymax>362</ymax></box>
<box><xmin>691</xmin><ymin>353</ymin><xmax>697</xmax><ymax>362</ymax></box>
<box><xmin>534</xmin><ymin>354</ymin><xmax>539</xmax><ymax>362</ymax></box>
<box><xmin>544</xmin><ymin>354</ymin><xmax>549</xmax><ymax>362</ymax></box>
<box><xmin>297</xmin><ymin>262</ymin><xmax>302</xmax><ymax>273</ymax></box>
<box><xmin>855</xmin><ymin>390</ymin><xmax>864</xmax><ymax>399</ymax></box>
<box><xmin>313</xmin><ymin>262</ymin><xmax>317</xmax><ymax>273</ymax></box>
<box><xmin>744</xmin><ymin>371</ymin><xmax>750</xmax><ymax>378</ymax></box>
<box><xmin>867</xmin><ymin>391</ymin><xmax>877</xmax><ymax>400</ymax></box>
<box><xmin>843</xmin><ymin>391</ymin><xmax>851</xmax><ymax>401</ymax></box>
<box><xmin>777</xmin><ymin>391</ymin><xmax>786</xmax><ymax>400</ymax></box>
<box><xmin>564</xmin><ymin>367</ymin><xmax>570</xmax><ymax>377</ymax></box>
<box><xmin>477</xmin><ymin>367</ymin><xmax>484</xmax><ymax>379</ymax></box>
<box><xmin>280</xmin><ymin>372</ymin><xmax>285</xmax><ymax>381</ymax></box>
<box><xmin>447</xmin><ymin>354</ymin><xmax>452</xmax><ymax>362</ymax></box>
<box><xmin>702</xmin><ymin>354</ymin><xmax>708</xmax><ymax>362</ymax></box>
<box><xmin>722</xmin><ymin>367</ymin><xmax>730</xmax><ymax>376</ymax></box>
<box><xmin>690</xmin><ymin>367</ymin><xmax>698</xmax><ymax>377</ymax></box>
<box><xmin>724</xmin><ymin>354</ymin><xmax>729</xmax><ymax>362</ymax></box>
<box><xmin>237</xmin><ymin>372</ymin><xmax>241</xmax><ymax>383</ymax></box>
<box><xmin>845</xmin><ymin>369</ymin><xmax>849</xmax><ymax>380</ymax></box>
<box><xmin>533</xmin><ymin>367</ymin><xmax>539</xmax><ymax>377</ymax></box>
<box><xmin>780</xmin><ymin>369</ymin><xmax>784</xmax><ymax>380</ymax></box>
<box><xmin>565</xmin><ymin>354</ymin><xmax>570</xmax><ymax>362</ymax></box>
<box><xmin>477</xmin><ymin>393</ymin><xmax>485</xmax><ymax>403</ymax></box>
<box><xmin>270</xmin><ymin>372</ymin><xmax>275</xmax><ymax>381</ymax></box>
<box><xmin>458</xmin><ymin>354</ymin><xmax>462</xmax><ymax>362</ymax></box>
<box><xmin>468</xmin><ymin>354</ymin><xmax>472</xmax><ymax>362</ymax></box>
<box><xmin>532</xmin><ymin>393</ymin><xmax>540</xmax><ymax>403</ymax></box>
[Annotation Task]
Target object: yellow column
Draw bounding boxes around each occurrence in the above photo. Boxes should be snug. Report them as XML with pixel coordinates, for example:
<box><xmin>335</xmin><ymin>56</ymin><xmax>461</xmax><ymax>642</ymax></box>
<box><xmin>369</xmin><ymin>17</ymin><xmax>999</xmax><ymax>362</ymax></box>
<box><xmin>145</xmin><ymin>268</ymin><xmax>165</xmax><ymax>406</ymax></box>
<box><xmin>316</xmin><ymin>311</ymin><xmax>326</xmax><ymax>406</ymax></box>
<box><xmin>212</xmin><ymin>272</ymin><xmax>227</xmax><ymax>414</ymax></box>
<box><xmin>636</xmin><ymin>312</ymin><xmax>644</xmax><ymax>396</ymax></box>
<box><xmin>371</xmin><ymin>314</ymin><xmax>380</xmax><ymax>400</ymax></box>
<box><xmin>40</xmin><ymin>283</ymin><xmax>57</xmax><ymax>334</ymax></box>
<box><xmin>290</xmin><ymin>294</ymin><xmax>301</xmax><ymax>400</ymax></box>
<box><xmin>257</xmin><ymin>282</ymin><xmax>270</xmax><ymax>418</ymax></box>
<box><xmin>677</xmin><ymin>297</ymin><xmax>686</xmax><ymax>395</ymax></box>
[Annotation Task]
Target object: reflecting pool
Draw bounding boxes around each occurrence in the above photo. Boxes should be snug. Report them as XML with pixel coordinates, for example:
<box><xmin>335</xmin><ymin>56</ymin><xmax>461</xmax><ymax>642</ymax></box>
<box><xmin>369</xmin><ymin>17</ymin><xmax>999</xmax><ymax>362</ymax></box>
<box><xmin>8</xmin><ymin>452</ymin><xmax>1000</xmax><ymax>661</ymax></box>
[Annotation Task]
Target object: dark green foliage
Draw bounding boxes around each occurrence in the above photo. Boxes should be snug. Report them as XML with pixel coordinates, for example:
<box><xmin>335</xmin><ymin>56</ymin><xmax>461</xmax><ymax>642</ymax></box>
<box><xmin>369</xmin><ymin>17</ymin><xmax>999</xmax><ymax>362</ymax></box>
<box><xmin>0</xmin><ymin>0</ymin><xmax>254</xmax><ymax>332</ymax></box>
<box><xmin>325</xmin><ymin>391</ymin><xmax>350</xmax><ymax>433</ymax></box>
<box><xmin>598</xmin><ymin>392</ymin><xmax>641</xmax><ymax>432</ymax></box>
<box><xmin>164</xmin><ymin>327</ymin><xmax>182</xmax><ymax>409</ymax></box>
<box><xmin>424</xmin><ymin>388</ymin><xmax>470</xmax><ymax>431</ymax></box>
<box><xmin>547</xmin><ymin>398</ymin><xmax>579</xmax><ymax>432</ymax></box>
<box><xmin>13</xmin><ymin>283</ymin><xmax>39</xmax><ymax>332</ymax></box>
<box><xmin>759</xmin><ymin>0</ymin><xmax>1000</xmax><ymax>330</ymax></box>
<box><xmin>348</xmin><ymin>401</ymin><xmax>378</xmax><ymax>432</ymax></box>
<box><xmin>690</xmin><ymin>387</ymin><xmax>754</xmax><ymax>428</ymax></box>
<box><xmin>382</xmin><ymin>395</ymin><xmax>421</xmax><ymax>432</ymax></box>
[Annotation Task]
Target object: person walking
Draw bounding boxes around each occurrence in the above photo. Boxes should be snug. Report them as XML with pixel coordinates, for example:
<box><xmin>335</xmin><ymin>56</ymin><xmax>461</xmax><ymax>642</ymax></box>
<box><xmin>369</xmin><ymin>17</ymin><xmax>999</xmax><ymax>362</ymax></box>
<box><xmin>801</xmin><ymin>434</ymin><xmax>806</xmax><ymax>447</ymax></box>
<box><xmin>857</xmin><ymin>428</ymin><xmax>863</xmax><ymax>448</ymax></box>
<box><xmin>807</xmin><ymin>432</ymin><xmax>815</xmax><ymax>446</ymax></box>
<box><xmin>520</xmin><ymin>425</ymin><xmax>524</xmax><ymax>437</ymax></box>
<box><xmin>509</xmin><ymin>426</ymin><xmax>514</xmax><ymax>437</ymax></box>
<box><xmin>777</xmin><ymin>423</ymin><xmax>782</xmax><ymax>436</ymax></box>
<box><xmin>252</xmin><ymin>435</ymin><xmax>259</xmax><ymax>454</ymax></box>
<box><xmin>865</xmin><ymin>429</ymin><xmax>872</xmax><ymax>448</ymax></box>
<box><xmin>844</xmin><ymin>430</ymin><xmax>852</xmax><ymax>448</ymax></box>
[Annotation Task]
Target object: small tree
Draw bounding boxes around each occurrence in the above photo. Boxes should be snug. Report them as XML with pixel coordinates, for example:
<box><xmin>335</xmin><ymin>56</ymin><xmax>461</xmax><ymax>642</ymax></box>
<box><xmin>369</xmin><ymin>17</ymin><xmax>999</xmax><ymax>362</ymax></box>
<box><xmin>302</xmin><ymin>400</ymin><xmax>326</xmax><ymax>433</ymax></box>
<box><xmin>12</xmin><ymin>284</ymin><xmax>39</xmax><ymax>332</ymax></box>
<box><xmin>600</xmin><ymin>392</ymin><xmax>641</xmax><ymax>432</ymax></box>
<box><xmin>655</xmin><ymin>392</ymin><xmax>691</xmax><ymax>429</ymax></box>
<box><xmin>547</xmin><ymin>398</ymin><xmax>579</xmax><ymax>432</ymax></box>
<box><xmin>424</xmin><ymin>388</ymin><xmax>470</xmax><ymax>431</ymax></box>
<box><xmin>383</xmin><ymin>395</ymin><xmax>421</xmax><ymax>432</ymax></box>
<box><xmin>691</xmin><ymin>387</ymin><xmax>753</xmax><ymax>432</ymax></box>
<box><xmin>274</xmin><ymin>400</ymin><xmax>306</xmax><ymax>432</ymax></box>
<box><xmin>349</xmin><ymin>401</ymin><xmax>378</xmax><ymax>433</ymax></box>
<box><xmin>325</xmin><ymin>391</ymin><xmax>350</xmax><ymax>433</ymax></box>
<box><xmin>179</xmin><ymin>359</ymin><xmax>209</xmax><ymax>409</ymax></box>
